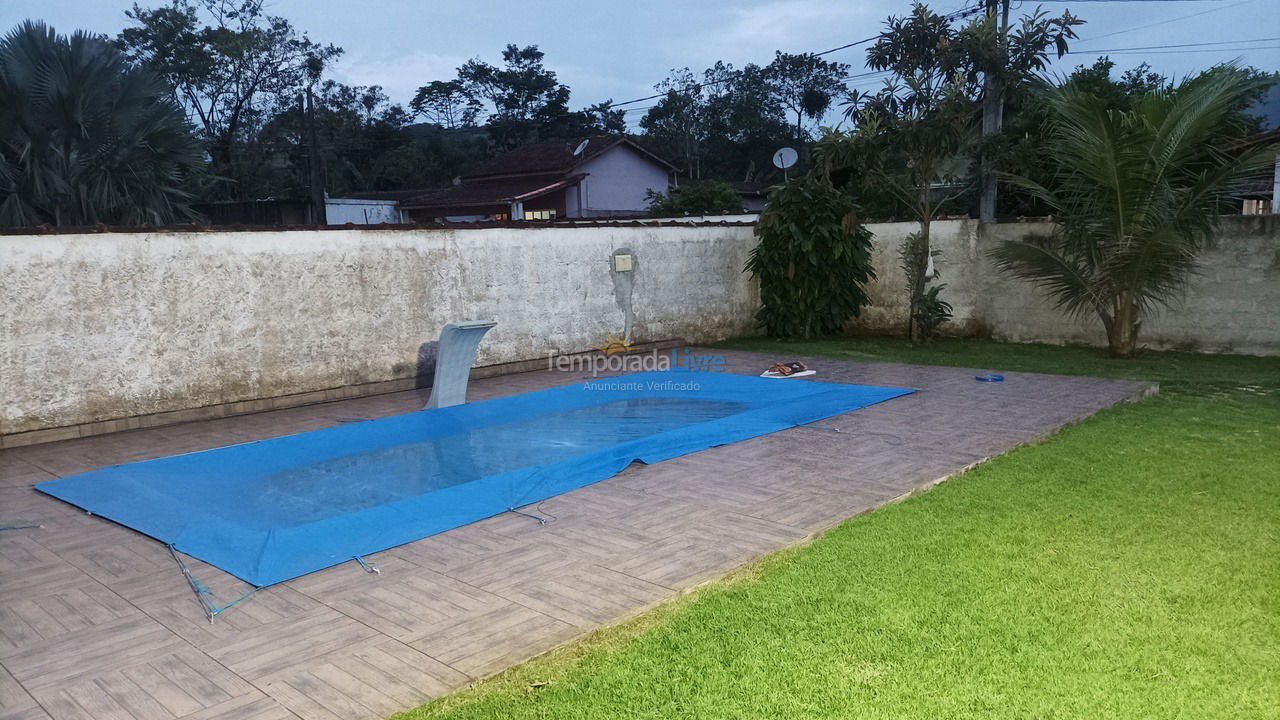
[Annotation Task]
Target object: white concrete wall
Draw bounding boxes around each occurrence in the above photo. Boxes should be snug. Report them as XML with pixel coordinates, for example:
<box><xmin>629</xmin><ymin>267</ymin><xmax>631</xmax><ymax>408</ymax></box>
<box><xmin>2</xmin><ymin>216</ymin><xmax>1275</xmax><ymax>439</ymax></box>
<box><xmin>579</xmin><ymin>145</ymin><xmax>671</xmax><ymax>215</ymax></box>
<box><xmin>325</xmin><ymin>199</ymin><xmax>406</xmax><ymax>225</ymax></box>
<box><xmin>857</xmin><ymin>215</ymin><xmax>1280</xmax><ymax>356</ymax></box>
<box><xmin>0</xmin><ymin>225</ymin><xmax>759</xmax><ymax>436</ymax></box>
<box><xmin>559</xmin><ymin>214</ymin><xmax>761</xmax><ymax>225</ymax></box>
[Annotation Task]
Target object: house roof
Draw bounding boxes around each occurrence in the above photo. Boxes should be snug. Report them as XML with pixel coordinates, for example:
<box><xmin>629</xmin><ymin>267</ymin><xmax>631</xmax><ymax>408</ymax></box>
<box><xmin>342</xmin><ymin>189</ymin><xmax>436</xmax><ymax>202</ymax></box>
<box><xmin>732</xmin><ymin>181</ymin><xmax>770</xmax><ymax>197</ymax></box>
<box><xmin>338</xmin><ymin>135</ymin><xmax>674</xmax><ymax>214</ymax></box>
<box><xmin>402</xmin><ymin>174</ymin><xmax>588</xmax><ymax>211</ymax></box>
<box><xmin>464</xmin><ymin>135</ymin><xmax>676</xmax><ymax>180</ymax></box>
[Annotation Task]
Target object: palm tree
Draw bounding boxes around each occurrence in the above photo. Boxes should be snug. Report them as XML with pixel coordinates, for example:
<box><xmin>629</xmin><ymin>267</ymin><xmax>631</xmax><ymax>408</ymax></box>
<box><xmin>989</xmin><ymin>69</ymin><xmax>1274</xmax><ymax>357</ymax></box>
<box><xmin>0</xmin><ymin>21</ymin><xmax>202</xmax><ymax>227</ymax></box>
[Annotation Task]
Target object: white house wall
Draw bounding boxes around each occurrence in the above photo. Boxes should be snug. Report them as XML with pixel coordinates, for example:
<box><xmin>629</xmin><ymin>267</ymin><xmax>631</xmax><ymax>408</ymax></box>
<box><xmin>578</xmin><ymin>145</ymin><xmax>671</xmax><ymax>215</ymax></box>
<box><xmin>325</xmin><ymin>199</ymin><xmax>405</xmax><ymax>225</ymax></box>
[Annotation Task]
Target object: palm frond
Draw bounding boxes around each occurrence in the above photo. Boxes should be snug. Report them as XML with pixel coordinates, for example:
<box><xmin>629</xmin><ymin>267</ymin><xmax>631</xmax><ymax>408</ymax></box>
<box><xmin>992</xmin><ymin>69</ymin><xmax>1270</xmax><ymax>349</ymax></box>
<box><xmin>988</xmin><ymin>231</ymin><xmax>1102</xmax><ymax>318</ymax></box>
<box><xmin>0</xmin><ymin>21</ymin><xmax>201</xmax><ymax>226</ymax></box>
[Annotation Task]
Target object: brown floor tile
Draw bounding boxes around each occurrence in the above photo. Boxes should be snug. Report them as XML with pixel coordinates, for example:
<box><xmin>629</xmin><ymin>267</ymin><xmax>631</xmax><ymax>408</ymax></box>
<box><xmin>0</xmin><ymin>349</ymin><xmax>1151</xmax><ymax>719</ymax></box>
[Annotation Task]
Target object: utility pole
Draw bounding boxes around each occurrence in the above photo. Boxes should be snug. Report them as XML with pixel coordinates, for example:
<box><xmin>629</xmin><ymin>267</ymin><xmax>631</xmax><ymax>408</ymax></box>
<box><xmin>979</xmin><ymin>0</ymin><xmax>1010</xmax><ymax>222</ymax></box>
<box><xmin>305</xmin><ymin>86</ymin><xmax>326</xmax><ymax>226</ymax></box>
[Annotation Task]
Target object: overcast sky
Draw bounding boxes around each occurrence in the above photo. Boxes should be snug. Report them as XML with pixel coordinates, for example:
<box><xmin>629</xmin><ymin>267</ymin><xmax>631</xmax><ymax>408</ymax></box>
<box><xmin>5</xmin><ymin>0</ymin><xmax>1277</xmax><ymax>124</ymax></box>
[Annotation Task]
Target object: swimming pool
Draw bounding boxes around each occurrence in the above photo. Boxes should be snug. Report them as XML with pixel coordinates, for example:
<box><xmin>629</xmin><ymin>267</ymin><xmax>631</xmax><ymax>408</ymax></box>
<box><xmin>36</xmin><ymin>371</ymin><xmax>912</xmax><ymax>586</ymax></box>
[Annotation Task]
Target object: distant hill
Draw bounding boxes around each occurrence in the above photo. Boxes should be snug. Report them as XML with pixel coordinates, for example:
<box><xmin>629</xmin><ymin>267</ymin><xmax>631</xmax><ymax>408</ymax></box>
<box><xmin>402</xmin><ymin>123</ymin><xmax>492</xmax><ymax>142</ymax></box>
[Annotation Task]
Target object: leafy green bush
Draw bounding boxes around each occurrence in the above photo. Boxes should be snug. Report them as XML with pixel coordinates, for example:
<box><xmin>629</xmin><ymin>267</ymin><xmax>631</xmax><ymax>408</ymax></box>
<box><xmin>647</xmin><ymin>180</ymin><xmax>743</xmax><ymax>216</ymax></box>
<box><xmin>911</xmin><ymin>284</ymin><xmax>953</xmax><ymax>342</ymax></box>
<box><xmin>746</xmin><ymin>181</ymin><xmax>875</xmax><ymax>339</ymax></box>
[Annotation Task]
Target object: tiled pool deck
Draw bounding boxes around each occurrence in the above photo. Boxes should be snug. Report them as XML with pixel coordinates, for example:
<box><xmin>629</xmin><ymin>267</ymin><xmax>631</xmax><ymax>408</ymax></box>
<box><xmin>0</xmin><ymin>350</ymin><xmax>1152</xmax><ymax>720</ymax></box>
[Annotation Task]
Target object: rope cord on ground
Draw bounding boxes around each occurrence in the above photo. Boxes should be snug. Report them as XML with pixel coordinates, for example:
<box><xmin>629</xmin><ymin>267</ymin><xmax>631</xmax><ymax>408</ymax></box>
<box><xmin>167</xmin><ymin>544</ymin><xmax>262</xmax><ymax>623</ymax></box>
<box><xmin>507</xmin><ymin>502</ymin><xmax>558</xmax><ymax>526</ymax></box>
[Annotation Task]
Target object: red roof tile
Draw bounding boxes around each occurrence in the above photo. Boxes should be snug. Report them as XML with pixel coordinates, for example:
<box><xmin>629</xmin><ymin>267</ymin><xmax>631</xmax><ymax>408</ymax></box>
<box><xmin>402</xmin><ymin>174</ymin><xmax>586</xmax><ymax>210</ymax></box>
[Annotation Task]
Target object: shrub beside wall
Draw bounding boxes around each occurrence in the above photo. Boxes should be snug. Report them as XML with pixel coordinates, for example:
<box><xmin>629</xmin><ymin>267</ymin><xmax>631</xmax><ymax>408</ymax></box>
<box><xmin>747</xmin><ymin>182</ymin><xmax>876</xmax><ymax>339</ymax></box>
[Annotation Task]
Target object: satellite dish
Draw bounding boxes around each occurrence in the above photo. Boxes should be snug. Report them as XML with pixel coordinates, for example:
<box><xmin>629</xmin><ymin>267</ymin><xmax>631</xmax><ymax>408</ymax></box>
<box><xmin>572</xmin><ymin>139</ymin><xmax>590</xmax><ymax>156</ymax></box>
<box><xmin>772</xmin><ymin>147</ymin><xmax>798</xmax><ymax>170</ymax></box>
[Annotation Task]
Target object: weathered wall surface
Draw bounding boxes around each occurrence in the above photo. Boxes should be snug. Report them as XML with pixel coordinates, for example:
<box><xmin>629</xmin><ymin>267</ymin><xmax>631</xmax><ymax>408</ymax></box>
<box><xmin>853</xmin><ymin>218</ymin><xmax>988</xmax><ymax>335</ymax></box>
<box><xmin>0</xmin><ymin>224</ymin><xmax>759</xmax><ymax>436</ymax></box>
<box><xmin>3</xmin><ymin>215</ymin><xmax>1275</xmax><ymax>441</ymax></box>
<box><xmin>856</xmin><ymin>215</ymin><xmax>1280</xmax><ymax>355</ymax></box>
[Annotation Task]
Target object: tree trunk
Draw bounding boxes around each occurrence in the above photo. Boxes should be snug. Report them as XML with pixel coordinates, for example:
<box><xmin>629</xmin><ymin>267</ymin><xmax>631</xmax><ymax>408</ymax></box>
<box><xmin>209</xmin><ymin>135</ymin><xmax>237</xmax><ymax>199</ymax></box>
<box><xmin>907</xmin><ymin>220</ymin><xmax>931</xmax><ymax>344</ymax></box>
<box><xmin>979</xmin><ymin>71</ymin><xmax>1002</xmax><ymax>221</ymax></box>
<box><xmin>1105</xmin><ymin>294</ymin><xmax>1140</xmax><ymax>358</ymax></box>
<box><xmin>978</xmin><ymin>0</ymin><xmax>1011</xmax><ymax>221</ymax></box>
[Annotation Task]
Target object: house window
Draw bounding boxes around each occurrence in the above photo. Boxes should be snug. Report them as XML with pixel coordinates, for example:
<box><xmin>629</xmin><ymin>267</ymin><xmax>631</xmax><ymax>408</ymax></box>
<box><xmin>1242</xmin><ymin>199</ymin><xmax>1272</xmax><ymax>215</ymax></box>
<box><xmin>524</xmin><ymin>209</ymin><xmax>557</xmax><ymax>221</ymax></box>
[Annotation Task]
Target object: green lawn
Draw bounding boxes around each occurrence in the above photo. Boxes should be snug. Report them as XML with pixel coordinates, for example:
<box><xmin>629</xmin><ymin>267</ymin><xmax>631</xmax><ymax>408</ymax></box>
<box><xmin>398</xmin><ymin>338</ymin><xmax>1279</xmax><ymax>720</ymax></box>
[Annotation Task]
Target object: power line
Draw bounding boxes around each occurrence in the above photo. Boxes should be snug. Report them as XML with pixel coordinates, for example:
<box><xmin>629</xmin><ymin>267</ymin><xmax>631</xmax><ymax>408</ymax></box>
<box><xmin>608</xmin><ymin>2</ymin><xmax>986</xmax><ymax>111</ymax></box>
<box><xmin>841</xmin><ymin>70</ymin><xmax>896</xmax><ymax>86</ymax></box>
<box><xmin>812</xmin><ymin>36</ymin><xmax>881</xmax><ymax>58</ymax></box>
<box><xmin>615</xmin><ymin>0</ymin><xmax>1266</xmax><ymax>120</ymax></box>
<box><xmin>1068</xmin><ymin>36</ymin><xmax>1278</xmax><ymax>52</ymax></box>
<box><xmin>1079</xmin><ymin>45</ymin><xmax>1280</xmax><ymax>54</ymax></box>
<box><xmin>1072</xmin><ymin>0</ymin><xmax>1261</xmax><ymax>43</ymax></box>
<box><xmin>618</xmin><ymin>69</ymin><xmax>895</xmax><ymax>117</ymax></box>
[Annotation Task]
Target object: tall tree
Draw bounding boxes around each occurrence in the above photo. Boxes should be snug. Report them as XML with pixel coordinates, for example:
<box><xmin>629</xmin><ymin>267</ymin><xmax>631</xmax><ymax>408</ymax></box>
<box><xmin>457</xmin><ymin>44</ymin><xmax>571</xmax><ymax>146</ymax></box>
<box><xmin>828</xmin><ymin>2</ymin><xmax>980</xmax><ymax>342</ymax></box>
<box><xmin>764</xmin><ymin>52</ymin><xmax>849</xmax><ymax>140</ymax></box>
<box><xmin>998</xmin><ymin>57</ymin><xmax>1166</xmax><ymax>217</ymax></box>
<box><xmin>117</xmin><ymin>0</ymin><xmax>341</xmax><ymax>198</ymax></box>
<box><xmin>251</xmin><ymin>80</ymin><xmax>422</xmax><ymax>198</ymax></box>
<box><xmin>410</xmin><ymin>80</ymin><xmax>480</xmax><ymax>129</ymax></box>
<box><xmin>562</xmin><ymin>101</ymin><xmax>627</xmax><ymax>135</ymax></box>
<box><xmin>999</xmin><ymin>58</ymin><xmax>1273</xmax><ymax>216</ymax></box>
<box><xmin>821</xmin><ymin>1</ymin><xmax>1081</xmax><ymax>341</ymax></box>
<box><xmin>0</xmin><ymin>21</ymin><xmax>202</xmax><ymax>226</ymax></box>
<box><xmin>641</xmin><ymin>63</ymin><xmax>791</xmax><ymax>182</ymax></box>
<box><xmin>640</xmin><ymin>68</ymin><xmax>706</xmax><ymax>178</ymax></box>
<box><xmin>701</xmin><ymin>62</ymin><xmax>792</xmax><ymax>179</ymax></box>
<box><xmin>969</xmin><ymin>5</ymin><xmax>1081</xmax><ymax>219</ymax></box>
<box><xmin>990</xmin><ymin>69</ymin><xmax>1276</xmax><ymax>357</ymax></box>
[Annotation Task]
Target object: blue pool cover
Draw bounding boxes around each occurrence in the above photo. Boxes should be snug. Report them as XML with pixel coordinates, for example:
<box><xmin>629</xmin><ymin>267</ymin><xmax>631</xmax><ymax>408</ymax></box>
<box><xmin>37</xmin><ymin>371</ymin><xmax>912</xmax><ymax>586</ymax></box>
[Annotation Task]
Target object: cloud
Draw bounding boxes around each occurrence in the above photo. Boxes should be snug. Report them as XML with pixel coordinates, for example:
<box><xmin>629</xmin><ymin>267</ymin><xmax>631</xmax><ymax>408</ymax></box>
<box><xmin>329</xmin><ymin>50</ymin><xmax>469</xmax><ymax>106</ymax></box>
<box><xmin>650</xmin><ymin>0</ymin><xmax>890</xmax><ymax>76</ymax></box>
<box><xmin>724</xmin><ymin>0</ymin><xmax>871</xmax><ymax>48</ymax></box>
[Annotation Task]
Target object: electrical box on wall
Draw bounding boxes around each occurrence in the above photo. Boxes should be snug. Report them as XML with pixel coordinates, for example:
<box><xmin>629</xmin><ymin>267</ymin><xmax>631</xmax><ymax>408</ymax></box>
<box><xmin>613</xmin><ymin>254</ymin><xmax>634</xmax><ymax>272</ymax></box>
